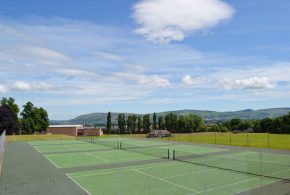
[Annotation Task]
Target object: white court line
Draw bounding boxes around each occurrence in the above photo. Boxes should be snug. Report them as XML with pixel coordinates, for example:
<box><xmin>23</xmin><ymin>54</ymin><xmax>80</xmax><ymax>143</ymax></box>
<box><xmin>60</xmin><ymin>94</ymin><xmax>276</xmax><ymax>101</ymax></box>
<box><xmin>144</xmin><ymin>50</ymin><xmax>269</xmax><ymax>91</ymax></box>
<box><xmin>65</xmin><ymin>161</ymin><xmax>176</xmax><ymax>176</ymax></box>
<box><xmin>85</xmin><ymin>153</ymin><xmax>109</xmax><ymax>162</ymax></box>
<box><xmin>43</xmin><ymin>155</ymin><xmax>60</xmax><ymax>168</ymax></box>
<box><xmin>66</xmin><ymin>173</ymin><xmax>92</xmax><ymax>195</ymax></box>
<box><xmin>133</xmin><ymin>169</ymin><xmax>200</xmax><ymax>193</ymax></box>
<box><xmin>73</xmin><ymin>171</ymin><xmax>115</xmax><ymax>178</ymax></box>
<box><xmin>135</xmin><ymin>162</ymin><xmax>181</xmax><ymax>171</ymax></box>
<box><xmin>204</xmin><ymin>177</ymin><xmax>258</xmax><ymax>193</ymax></box>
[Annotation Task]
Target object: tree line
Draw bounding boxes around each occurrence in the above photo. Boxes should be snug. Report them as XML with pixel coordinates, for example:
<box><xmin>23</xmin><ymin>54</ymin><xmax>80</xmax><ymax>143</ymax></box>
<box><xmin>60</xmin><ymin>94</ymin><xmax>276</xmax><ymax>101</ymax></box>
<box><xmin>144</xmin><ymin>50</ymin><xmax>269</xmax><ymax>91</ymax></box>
<box><xmin>106</xmin><ymin>111</ymin><xmax>290</xmax><ymax>134</ymax></box>
<box><xmin>0</xmin><ymin>97</ymin><xmax>49</xmax><ymax>135</ymax></box>
<box><xmin>106</xmin><ymin>112</ymin><xmax>204</xmax><ymax>134</ymax></box>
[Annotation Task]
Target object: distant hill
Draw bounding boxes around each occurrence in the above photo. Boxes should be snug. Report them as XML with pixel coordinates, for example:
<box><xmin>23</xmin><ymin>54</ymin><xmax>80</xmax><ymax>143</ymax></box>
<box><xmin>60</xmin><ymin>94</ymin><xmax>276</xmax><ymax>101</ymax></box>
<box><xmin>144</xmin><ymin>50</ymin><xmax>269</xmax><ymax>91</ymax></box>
<box><xmin>50</xmin><ymin>108</ymin><xmax>290</xmax><ymax>126</ymax></box>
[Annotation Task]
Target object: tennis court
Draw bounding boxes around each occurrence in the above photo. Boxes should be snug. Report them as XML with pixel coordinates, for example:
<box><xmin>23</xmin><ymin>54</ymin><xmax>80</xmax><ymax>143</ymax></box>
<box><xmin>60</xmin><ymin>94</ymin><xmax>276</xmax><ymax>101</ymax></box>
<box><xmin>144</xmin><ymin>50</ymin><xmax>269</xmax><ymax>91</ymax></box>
<box><xmin>30</xmin><ymin>137</ymin><xmax>290</xmax><ymax>195</ymax></box>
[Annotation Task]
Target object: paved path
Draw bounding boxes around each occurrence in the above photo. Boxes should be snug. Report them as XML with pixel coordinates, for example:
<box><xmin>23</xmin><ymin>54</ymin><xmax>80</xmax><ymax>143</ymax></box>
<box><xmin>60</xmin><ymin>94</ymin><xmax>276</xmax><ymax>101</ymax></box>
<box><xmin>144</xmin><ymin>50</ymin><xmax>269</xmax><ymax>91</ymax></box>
<box><xmin>0</xmin><ymin>142</ymin><xmax>87</xmax><ymax>195</ymax></box>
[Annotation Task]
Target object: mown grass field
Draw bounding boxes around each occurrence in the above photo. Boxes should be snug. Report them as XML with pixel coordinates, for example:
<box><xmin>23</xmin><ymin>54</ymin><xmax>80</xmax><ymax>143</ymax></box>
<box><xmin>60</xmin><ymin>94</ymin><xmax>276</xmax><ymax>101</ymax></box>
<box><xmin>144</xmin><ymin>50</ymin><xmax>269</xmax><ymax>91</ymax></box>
<box><xmin>123</xmin><ymin>133</ymin><xmax>290</xmax><ymax>150</ymax></box>
<box><xmin>6</xmin><ymin>133</ymin><xmax>290</xmax><ymax>150</ymax></box>
<box><xmin>6</xmin><ymin>134</ymin><xmax>75</xmax><ymax>142</ymax></box>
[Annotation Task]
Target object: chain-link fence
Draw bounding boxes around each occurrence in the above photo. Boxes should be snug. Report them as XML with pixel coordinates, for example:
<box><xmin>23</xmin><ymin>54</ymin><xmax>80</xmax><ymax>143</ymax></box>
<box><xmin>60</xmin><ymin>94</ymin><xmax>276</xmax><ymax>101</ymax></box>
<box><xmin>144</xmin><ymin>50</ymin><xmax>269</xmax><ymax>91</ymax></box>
<box><xmin>0</xmin><ymin>130</ymin><xmax>6</xmax><ymax>176</ymax></box>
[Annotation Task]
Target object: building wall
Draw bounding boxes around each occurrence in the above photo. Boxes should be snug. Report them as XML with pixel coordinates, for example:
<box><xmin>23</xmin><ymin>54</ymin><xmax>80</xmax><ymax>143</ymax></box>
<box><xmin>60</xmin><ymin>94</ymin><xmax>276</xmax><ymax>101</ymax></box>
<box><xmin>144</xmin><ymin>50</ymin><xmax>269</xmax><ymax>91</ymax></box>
<box><xmin>47</xmin><ymin>127</ymin><xmax>77</xmax><ymax>136</ymax></box>
<box><xmin>80</xmin><ymin>128</ymin><xmax>103</xmax><ymax>136</ymax></box>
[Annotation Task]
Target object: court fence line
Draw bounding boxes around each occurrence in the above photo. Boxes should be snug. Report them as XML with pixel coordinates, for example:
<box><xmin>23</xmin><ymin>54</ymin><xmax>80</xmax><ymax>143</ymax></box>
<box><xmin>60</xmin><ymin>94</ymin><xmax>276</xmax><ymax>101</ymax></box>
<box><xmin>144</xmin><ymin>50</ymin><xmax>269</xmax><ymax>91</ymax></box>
<box><xmin>0</xmin><ymin>130</ymin><xmax>6</xmax><ymax>176</ymax></box>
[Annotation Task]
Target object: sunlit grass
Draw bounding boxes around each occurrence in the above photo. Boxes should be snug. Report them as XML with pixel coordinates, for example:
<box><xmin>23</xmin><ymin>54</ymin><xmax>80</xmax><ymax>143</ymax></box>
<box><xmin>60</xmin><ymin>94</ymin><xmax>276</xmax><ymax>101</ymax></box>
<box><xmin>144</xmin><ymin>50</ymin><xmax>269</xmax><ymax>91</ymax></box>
<box><xmin>120</xmin><ymin>133</ymin><xmax>290</xmax><ymax>150</ymax></box>
<box><xmin>6</xmin><ymin>134</ymin><xmax>76</xmax><ymax>142</ymax></box>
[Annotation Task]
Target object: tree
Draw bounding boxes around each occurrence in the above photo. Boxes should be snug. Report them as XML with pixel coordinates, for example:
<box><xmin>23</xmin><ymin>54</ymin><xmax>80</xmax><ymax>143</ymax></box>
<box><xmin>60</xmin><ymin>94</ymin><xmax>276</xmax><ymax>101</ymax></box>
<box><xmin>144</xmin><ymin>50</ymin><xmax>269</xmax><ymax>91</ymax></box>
<box><xmin>106</xmin><ymin>112</ymin><xmax>112</xmax><ymax>134</ymax></box>
<box><xmin>137</xmin><ymin>116</ymin><xmax>143</xmax><ymax>134</ymax></box>
<box><xmin>158</xmin><ymin>115</ymin><xmax>164</xmax><ymax>130</ymax></box>
<box><xmin>1</xmin><ymin>97</ymin><xmax>19</xmax><ymax>117</ymax></box>
<box><xmin>153</xmin><ymin>112</ymin><xmax>157</xmax><ymax>129</ymax></box>
<box><xmin>260</xmin><ymin>118</ymin><xmax>273</xmax><ymax>133</ymax></box>
<box><xmin>118</xmin><ymin>113</ymin><xmax>126</xmax><ymax>134</ymax></box>
<box><xmin>0</xmin><ymin>105</ymin><xmax>19</xmax><ymax>135</ymax></box>
<box><xmin>143</xmin><ymin>114</ymin><xmax>151</xmax><ymax>132</ymax></box>
<box><xmin>177</xmin><ymin>115</ymin><xmax>186</xmax><ymax>133</ymax></box>
<box><xmin>189</xmin><ymin>114</ymin><xmax>204</xmax><ymax>132</ymax></box>
<box><xmin>20</xmin><ymin>102</ymin><xmax>49</xmax><ymax>134</ymax></box>
<box><xmin>230</xmin><ymin>118</ymin><xmax>242</xmax><ymax>131</ymax></box>
<box><xmin>165</xmin><ymin>113</ymin><xmax>177</xmax><ymax>131</ymax></box>
<box><xmin>20</xmin><ymin>102</ymin><xmax>34</xmax><ymax>119</ymax></box>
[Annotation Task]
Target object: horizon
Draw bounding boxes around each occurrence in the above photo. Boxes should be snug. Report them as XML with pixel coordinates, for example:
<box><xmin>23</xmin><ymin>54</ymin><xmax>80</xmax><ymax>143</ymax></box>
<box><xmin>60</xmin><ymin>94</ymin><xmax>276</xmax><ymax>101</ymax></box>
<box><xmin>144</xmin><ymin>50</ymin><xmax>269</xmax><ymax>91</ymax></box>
<box><xmin>53</xmin><ymin>107</ymin><xmax>290</xmax><ymax>121</ymax></box>
<box><xmin>1</xmin><ymin>0</ymin><xmax>290</xmax><ymax>120</ymax></box>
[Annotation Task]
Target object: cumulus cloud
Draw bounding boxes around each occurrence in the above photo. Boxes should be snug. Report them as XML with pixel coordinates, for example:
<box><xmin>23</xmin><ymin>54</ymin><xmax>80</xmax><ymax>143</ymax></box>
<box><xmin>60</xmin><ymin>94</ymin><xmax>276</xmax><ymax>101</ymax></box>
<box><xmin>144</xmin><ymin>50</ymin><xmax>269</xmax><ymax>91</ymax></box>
<box><xmin>10</xmin><ymin>81</ymin><xmax>56</xmax><ymax>91</ymax></box>
<box><xmin>133</xmin><ymin>0</ymin><xmax>234</xmax><ymax>43</ymax></box>
<box><xmin>11</xmin><ymin>81</ymin><xmax>31</xmax><ymax>91</ymax></box>
<box><xmin>182</xmin><ymin>75</ymin><xmax>210</xmax><ymax>86</ymax></box>
<box><xmin>0</xmin><ymin>84</ymin><xmax>6</xmax><ymax>93</ymax></box>
<box><xmin>138</xmin><ymin>75</ymin><xmax>171</xmax><ymax>88</ymax></box>
<box><xmin>220</xmin><ymin>77</ymin><xmax>275</xmax><ymax>90</ymax></box>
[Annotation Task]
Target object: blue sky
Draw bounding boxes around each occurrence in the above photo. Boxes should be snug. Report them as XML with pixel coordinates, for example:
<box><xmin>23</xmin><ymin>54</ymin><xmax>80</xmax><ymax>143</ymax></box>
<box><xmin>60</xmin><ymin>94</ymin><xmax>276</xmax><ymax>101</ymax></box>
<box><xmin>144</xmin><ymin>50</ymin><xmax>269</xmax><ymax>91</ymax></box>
<box><xmin>0</xmin><ymin>0</ymin><xmax>290</xmax><ymax>120</ymax></box>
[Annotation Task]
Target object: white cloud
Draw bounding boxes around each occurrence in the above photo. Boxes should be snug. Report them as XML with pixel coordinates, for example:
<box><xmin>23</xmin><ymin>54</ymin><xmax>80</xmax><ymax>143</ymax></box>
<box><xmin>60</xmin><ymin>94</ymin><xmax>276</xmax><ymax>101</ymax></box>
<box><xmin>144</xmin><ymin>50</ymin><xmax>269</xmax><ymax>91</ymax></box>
<box><xmin>31</xmin><ymin>82</ymin><xmax>55</xmax><ymax>91</ymax></box>
<box><xmin>220</xmin><ymin>77</ymin><xmax>275</xmax><ymax>90</ymax></box>
<box><xmin>133</xmin><ymin>0</ymin><xmax>234</xmax><ymax>43</ymax></box>
<box><xmin>182</xmin><ymin>75</ymin><xmax>210</xmax><ymax>86</ymax></box>
<box><xmin>10</xmin><ymin>81</ymin><xmax>56</xmax><ymax>91</ymax></box>
<box><xmin>11</xmin><ymin>81</ymin><xmax>31</xmax><ymax>91</ymax></box>
<box><xmin>55</xmin><ymin>68</ymin><xmax>99</xmax><ymax>78</ymax></box>
<box><xmin>138</xmin><ymin>75</ymin><xmax>171</xmax><ymax>88</ymax></box>
<box><xmin>0</xmin><ymin>84</ymin><xmax>6</xmax><ymax>93</ymax></box>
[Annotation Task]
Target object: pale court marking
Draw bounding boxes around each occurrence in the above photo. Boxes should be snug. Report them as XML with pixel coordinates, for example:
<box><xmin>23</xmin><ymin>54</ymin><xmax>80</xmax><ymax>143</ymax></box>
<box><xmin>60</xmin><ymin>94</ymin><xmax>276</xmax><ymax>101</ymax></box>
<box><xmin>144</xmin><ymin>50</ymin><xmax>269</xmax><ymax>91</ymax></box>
<box><xmin>47</xmin><ymin>155</ymin><xmax>157</xmax><ymax>169</ymax></box>
<box><xmin>66</xmin><ymin>173</ymin><xmax>92</xmax><ymax>195</ymax></box>
<box><xmin>43</xmin><ymin>155</ymin><xmax>61</xmax><ymax>168</ymax></box>
<box><xmin>133</xmin><ymin>169</ymin><xmax>201</xmax><ymax>193</ymax></box>
<box><xmin>67</xmin><ymin>162</ymin><xmax>177</xmax><ymax>177</ymax></box>
<box><xmin>29</xmin><ymin>143</ymin><xmax>61</xmax><ymax>168</ymax></box>
<box><xmin>72</xmin><ymin>171</ymin><xmax>116</xmax><ymax>178</ymax></box>
<box><xmin>85</xmin><ymin>152</ymin><xmax>109</xmax><ymax>162</ymax></box>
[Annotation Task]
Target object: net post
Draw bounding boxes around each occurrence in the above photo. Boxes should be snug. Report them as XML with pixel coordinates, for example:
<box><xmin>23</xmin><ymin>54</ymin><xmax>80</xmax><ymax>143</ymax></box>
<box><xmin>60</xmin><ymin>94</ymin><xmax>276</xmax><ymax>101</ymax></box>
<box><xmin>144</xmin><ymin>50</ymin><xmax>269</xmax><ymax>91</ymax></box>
<box><xmin>167</xmin><ymin>149</ymin><xmax>170</xmax><ymax>159</ymax></box>
<box><xmin>119</xmin><ymin>142</ymin><xmax>122</xmax><ymax>150</ymax></box>
<box><xmin>172</xmin><ymin>150</ymin><xmax>176</xmax><ymax>160</ymax></box>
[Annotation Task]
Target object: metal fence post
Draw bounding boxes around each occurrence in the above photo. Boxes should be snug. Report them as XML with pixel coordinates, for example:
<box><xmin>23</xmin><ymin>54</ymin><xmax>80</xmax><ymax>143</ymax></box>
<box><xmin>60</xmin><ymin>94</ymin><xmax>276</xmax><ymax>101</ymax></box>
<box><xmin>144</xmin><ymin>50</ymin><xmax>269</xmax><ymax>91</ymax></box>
<box><xmin>267</xmin><ymin>133</ymin><xmax>270</xmax><ymax>149</ymax></box>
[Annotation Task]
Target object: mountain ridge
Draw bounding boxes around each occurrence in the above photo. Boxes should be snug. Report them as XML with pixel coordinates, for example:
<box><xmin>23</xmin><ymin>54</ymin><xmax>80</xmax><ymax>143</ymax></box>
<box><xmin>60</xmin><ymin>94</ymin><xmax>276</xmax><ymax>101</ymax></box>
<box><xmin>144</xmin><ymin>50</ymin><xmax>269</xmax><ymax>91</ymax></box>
<box><xmin>50</xmin><ymin>108</ymin><xmax>290</xmax><ymax>125</ymax></box>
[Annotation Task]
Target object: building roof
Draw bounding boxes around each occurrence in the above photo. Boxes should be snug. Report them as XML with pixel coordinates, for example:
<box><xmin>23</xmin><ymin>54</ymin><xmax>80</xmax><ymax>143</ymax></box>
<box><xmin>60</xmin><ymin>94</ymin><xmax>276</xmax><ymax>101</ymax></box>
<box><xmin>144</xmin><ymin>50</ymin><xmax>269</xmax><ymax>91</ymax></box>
<box><xmin>49</xmin><ymin>125</ymin><xmax>83</xmax><ymax>128</ymax></box>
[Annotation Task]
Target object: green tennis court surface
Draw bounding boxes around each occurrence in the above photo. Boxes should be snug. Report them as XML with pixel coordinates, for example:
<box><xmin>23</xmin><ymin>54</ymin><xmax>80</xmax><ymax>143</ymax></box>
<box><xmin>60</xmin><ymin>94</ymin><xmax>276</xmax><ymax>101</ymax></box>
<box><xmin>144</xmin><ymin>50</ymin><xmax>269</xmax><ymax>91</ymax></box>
<box><xmin>68</xmin><ymin>162</ymin><xmax>277</xmax><ymax>195</ymax></box>
<box><xmin>33</xmin><ymin>143</ymin><xmax>109</xmax><ymax>153</ymax></box>
<box><xmin>28</xmin><ymin>137</ymin><xmax>290</xmax><ymax>195</ymax></box>
<box><xmin>45</xmin><ymin>149</ymin><xmax>161</xmax><ymax>168</ymax></box>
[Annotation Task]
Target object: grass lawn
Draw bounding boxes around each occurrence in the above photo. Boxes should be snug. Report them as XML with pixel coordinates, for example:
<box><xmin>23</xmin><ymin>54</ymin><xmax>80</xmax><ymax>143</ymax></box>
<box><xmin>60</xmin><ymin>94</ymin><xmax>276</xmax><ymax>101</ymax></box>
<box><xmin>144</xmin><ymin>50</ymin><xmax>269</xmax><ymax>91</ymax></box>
<box><xmin>6</xmin><ymin>134</ymin><xmax>76</xmax><ymax>142</ymax></box>
<box><xmin>122</xmin><ymin>133</ymin><xmax>290</xmax><ymax>150</ymax></box>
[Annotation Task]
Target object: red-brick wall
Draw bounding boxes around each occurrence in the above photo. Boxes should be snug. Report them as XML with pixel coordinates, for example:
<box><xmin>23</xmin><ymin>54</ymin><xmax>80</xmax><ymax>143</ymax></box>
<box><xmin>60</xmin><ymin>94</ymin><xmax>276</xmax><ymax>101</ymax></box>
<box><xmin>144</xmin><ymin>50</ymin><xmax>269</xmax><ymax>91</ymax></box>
<box><xmin>47</xmin><ymin>127</ymin><xmax>77</xmax><ymax>136</ymax></box>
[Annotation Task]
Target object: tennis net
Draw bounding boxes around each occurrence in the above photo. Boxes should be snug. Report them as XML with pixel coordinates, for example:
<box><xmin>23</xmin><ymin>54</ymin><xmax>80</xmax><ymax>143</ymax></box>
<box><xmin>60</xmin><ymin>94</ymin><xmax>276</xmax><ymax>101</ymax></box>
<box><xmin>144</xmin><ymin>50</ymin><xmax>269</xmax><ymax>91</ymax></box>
<box><xmin>173</xmin><ymin>149</ymin><xmax>290</xmax><ymax>181</ymax></box>
<box><xmin>76</xmin><ymin>136</ymin><xmax>93</xmax><ymax>143</ymax></box>
<box><xmin>120</xmin><ymin>142</ymin><xmax>170</xmax><ymax>159</ymax></box>
<box><xmin>92</xmin><ymin>139</ymin><xmax>120</xmax><ymax>149</ymax></box>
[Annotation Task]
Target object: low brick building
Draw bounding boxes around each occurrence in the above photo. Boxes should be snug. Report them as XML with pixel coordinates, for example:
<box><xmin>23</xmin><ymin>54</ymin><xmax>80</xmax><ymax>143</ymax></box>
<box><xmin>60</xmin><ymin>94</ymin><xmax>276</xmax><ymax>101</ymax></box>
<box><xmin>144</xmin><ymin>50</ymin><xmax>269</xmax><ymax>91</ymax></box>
<box><xmin>47</xmin><ymin>125</ymin><xmax>104</xmax><ymax>137</ymax></box>
<box><xmin>47</xmin><ymin>125</ymin><xmax>84</xmax><ymax>136</ymax></box>
<box><xmin>78</xmin><ymin>128</ymin><xmax>104</xmax><ymax>136</ymax></box>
